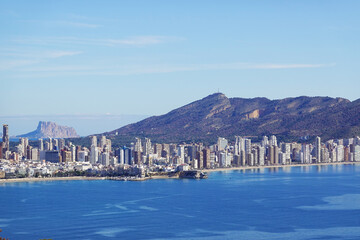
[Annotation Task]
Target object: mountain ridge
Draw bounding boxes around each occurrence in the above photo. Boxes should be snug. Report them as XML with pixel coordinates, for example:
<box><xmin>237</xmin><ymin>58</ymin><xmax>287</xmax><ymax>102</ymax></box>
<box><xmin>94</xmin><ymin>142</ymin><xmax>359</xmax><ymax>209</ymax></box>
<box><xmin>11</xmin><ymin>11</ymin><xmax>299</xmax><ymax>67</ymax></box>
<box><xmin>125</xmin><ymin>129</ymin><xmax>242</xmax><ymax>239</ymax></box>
<box><xmin>96</xmin><ymin>93</ymin><xmax>360</xmax><ymax>145</ymax></box>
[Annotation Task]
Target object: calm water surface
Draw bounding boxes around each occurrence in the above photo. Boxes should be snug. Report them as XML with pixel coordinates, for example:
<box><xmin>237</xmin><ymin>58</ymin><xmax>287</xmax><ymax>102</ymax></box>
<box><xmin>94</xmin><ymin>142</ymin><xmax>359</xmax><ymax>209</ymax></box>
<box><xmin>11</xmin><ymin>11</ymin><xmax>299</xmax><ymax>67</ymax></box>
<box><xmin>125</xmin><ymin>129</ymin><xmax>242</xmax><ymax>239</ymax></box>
<box><xmin>1</xmin><ymin>164</ymin><xmax>360</xmax><ymax>240</ymax></box>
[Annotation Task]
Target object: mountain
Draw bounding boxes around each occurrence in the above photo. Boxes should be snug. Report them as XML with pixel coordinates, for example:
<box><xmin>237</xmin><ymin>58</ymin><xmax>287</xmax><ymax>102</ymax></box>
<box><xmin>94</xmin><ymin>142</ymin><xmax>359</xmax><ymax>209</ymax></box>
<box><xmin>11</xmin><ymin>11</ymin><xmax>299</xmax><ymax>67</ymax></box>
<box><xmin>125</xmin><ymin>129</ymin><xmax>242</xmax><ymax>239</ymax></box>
<box><xmin>18</xmin><ymin>121</ymin><xmax>79</xmax><ymax>138</ymax></box>
<box><xmin>100</xmin><ymin>93</ymin><xmax>360</xmax><ymax>145</ymax></box>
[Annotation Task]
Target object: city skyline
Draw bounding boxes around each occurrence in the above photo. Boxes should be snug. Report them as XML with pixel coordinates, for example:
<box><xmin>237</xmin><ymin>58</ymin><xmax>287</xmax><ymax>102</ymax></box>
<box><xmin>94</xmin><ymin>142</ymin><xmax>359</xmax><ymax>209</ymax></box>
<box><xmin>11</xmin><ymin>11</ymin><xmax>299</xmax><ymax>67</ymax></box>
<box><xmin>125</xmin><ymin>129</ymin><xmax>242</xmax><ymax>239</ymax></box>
<box><xmin>1</xmin><ymin>0</ymin><xmax>360</xmax><ymax>119</ymax></box>
<box><xmin>2</xmin><ymin>2</ymin><xmax>360</xmax><ymax>239</ymax></box>
<box><xmin>2</xmin><ymin>121</ymin><xmax>360</xmax><ymax>178</ymax></box>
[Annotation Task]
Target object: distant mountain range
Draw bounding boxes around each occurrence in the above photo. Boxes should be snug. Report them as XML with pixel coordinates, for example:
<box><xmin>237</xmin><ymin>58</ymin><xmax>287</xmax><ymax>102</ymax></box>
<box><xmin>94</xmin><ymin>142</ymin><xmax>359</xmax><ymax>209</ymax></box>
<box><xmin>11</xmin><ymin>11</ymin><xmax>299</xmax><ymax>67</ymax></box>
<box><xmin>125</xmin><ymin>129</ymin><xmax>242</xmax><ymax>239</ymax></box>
<box><xmin>99</xmin><ymin>93</ymin><xmax>360</xmax><ymax>145</ymax></box>
<box><xmin>18</xmin><ymin>121</ymin><xmax>79</xmax><ymax>139</ymax></box>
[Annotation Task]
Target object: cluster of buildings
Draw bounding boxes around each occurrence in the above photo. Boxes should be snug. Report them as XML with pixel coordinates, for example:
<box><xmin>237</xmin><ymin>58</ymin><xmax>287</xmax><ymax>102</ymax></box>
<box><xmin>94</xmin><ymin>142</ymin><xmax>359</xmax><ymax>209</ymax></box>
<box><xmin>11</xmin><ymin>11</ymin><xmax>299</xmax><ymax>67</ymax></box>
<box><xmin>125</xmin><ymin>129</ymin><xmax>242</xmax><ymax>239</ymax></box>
<box><xmin>1</xmin><ymin>123</ymin><xmax>360</xmax><ymax>179</ymax></box>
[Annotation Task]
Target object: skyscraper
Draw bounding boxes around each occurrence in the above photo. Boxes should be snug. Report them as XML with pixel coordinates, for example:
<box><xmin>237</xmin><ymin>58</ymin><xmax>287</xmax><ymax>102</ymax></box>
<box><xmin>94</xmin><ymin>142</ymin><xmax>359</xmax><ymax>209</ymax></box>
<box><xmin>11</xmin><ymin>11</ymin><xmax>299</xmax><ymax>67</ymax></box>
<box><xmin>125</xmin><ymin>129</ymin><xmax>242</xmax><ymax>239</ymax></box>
<box><xmin>71</xmin><ymin>144</ymin><xmax>76</xmax><ymax>162</ymax></box>
<box><xmin>123</xmin><ymin>147</ymin><xmax>132</xmax><ymax>165</ymax></box>
<box><xmin>268</xmin><ymin>145</ymin><xmax>274</xmax><ymax>164</ymax></box>
<box><xmin>106</xmin><ymin>139</ymin><xmax>112</xmax><ymax>152</ymax></box>
<box><xmin>354</xmin><ymin>145</ymin><xmax>360</xmax><ymax>162</ymax></box>
<box><xmin>196</xmin><ymin>150</ymin><xmax>204</xmax><ymax>169</ymax></box>
<box><xmin>336</xmin><ymin>145</ymin><xmax>344</xmax><ymax>162</ymax></box>
<box><xmin>48</xmin><ymin>137</ymin><xmax>53</xmax><ymax>151</ymax></box>
<box><xmin>217</xmin><ymin>137</ymin><xmax>228</xmax><ymax>151</ymax></box>
<box><xmin>262</xmin><ymin>136</ymin><xmax>269</xmax><ymax>147</ymax></box>
<box><xmin>2</xmin><ymin>124</ymin><xmax>9</xmax><ymax>155</ymax></box>
<box><xmin>258</xmin><ymin>146</ymin><xmax>265</xmax><ymax>165</ymax></box>
<box><xmin>315</xmin><ymin>136</ymin><xmax>321</xmax><ymax>163</ymax></box>
<box><xmin>269</xmin><ymin>135</ymin><xmax>277</xmax><ymax>147</ymax></box>
<box><xmin>134</xmin><ymin>151</ymin><xmax>142</xmax><ymax>165</ymax></box>
<box><xmin>100</xmin><ymin>136</ymin><xmax>107</xmax><ymax>149</ymax></box>
<box><xmin>187</xmin><ymin>145</ymin><xmax>197</xmax><ymax>161</ymax></box>
<box><xmin>177</xmin><ymin>145</ymin><xmax>185</xmax><ymax>162</ymax></box>
<box><xmin>235</xmin><ymin>136</ymin><xmax>245</xmax><ymax>155</ymax></box>
<box><xmin>135</xmin><ymin>137</ymin><xmax>142</xmax><ymax>152</ymax></box>
<box><xmin>118</xmin><ymin>148</ymin><xmax>125</xmax><ymax>165</ymax></box>
<box><xmin>39</xmin><ymin>138</ymin><xmax>44</xmax><ymax>151</ymax></box>
<box><xmin>281</xmin><ymin>143</ymin><xmax>291</xmax><ymax>163</ymax></box>
<box><xmin>245</xmin><ymin>138</ymin><xmax>252</xmax><ymax>154</ymax></box>
<box><xmin>53</xmin><ymin>139</ymin><xmax>59</xmax><ymax>151</ymax></box>
<box><xmin>154</xmin><ymin>143</ymin><xmax>162</xmax><ymax>158</ymax></box>
<box><xmin>202</xmin><ymin>148</ymin><xmax>211</xmax><ymax>168</ymax></box>
<box><xmin>91</xmin><ymin>136</ymin><xmax>97</xmax><ymax>147</ymax></box>
<box><xmin>301</xmin><ymin>144</ymin><xmax>311</xmax><ymax>163</ymax></box>
<box><xmin>101</xmin><ymin>152</ymin><xmax>110</xmax><ymax>166</ymax></box>
<box><xmin>143</xmin><ymin>138</ymin><xmax>153</xmax><ymax>155</ymax></box>
<box><xmin>59</xmin><ymin>138</ymin><xmax>65</xmax><ymax>150</ymax></box>
<box><xmin>90</xmin><ymin>145</ymin><xmax>98</xmax><ymax>164</ymax></box>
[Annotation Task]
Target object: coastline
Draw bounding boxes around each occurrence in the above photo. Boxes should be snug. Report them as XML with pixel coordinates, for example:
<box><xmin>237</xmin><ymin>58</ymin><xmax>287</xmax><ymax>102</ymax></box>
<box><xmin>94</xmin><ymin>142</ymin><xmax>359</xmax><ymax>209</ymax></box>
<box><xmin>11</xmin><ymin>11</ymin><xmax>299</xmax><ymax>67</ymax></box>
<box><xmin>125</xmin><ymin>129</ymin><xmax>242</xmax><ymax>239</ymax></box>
<box><xmin>0</xmin><ymin>176</ymin><xmax>105</xmax><ymax>184</ymax></box>
<box><xmin>0</xmin><ymin>175</ymin><xmax>180</xmax><ymax>184</ymax></box>
<box><xmin>202</xmin><ymin>161</ymin><xmax>360</xmax><ymax>173</ymax></box>
<box><xmin>1</xmin><ymin>161</ymin><xmax>359</xmax><ymax>184</ymax></box>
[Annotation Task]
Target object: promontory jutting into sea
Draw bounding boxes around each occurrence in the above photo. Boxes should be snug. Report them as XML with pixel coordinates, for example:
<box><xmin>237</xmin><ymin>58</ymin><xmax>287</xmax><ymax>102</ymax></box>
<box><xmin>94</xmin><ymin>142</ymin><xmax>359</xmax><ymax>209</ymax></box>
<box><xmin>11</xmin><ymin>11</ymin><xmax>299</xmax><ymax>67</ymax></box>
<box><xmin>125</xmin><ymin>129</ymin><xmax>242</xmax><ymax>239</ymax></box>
<box><xmin>1</xmin><ymin>122</ymin><xmax>360</xmax><ymax>181</ymax></box>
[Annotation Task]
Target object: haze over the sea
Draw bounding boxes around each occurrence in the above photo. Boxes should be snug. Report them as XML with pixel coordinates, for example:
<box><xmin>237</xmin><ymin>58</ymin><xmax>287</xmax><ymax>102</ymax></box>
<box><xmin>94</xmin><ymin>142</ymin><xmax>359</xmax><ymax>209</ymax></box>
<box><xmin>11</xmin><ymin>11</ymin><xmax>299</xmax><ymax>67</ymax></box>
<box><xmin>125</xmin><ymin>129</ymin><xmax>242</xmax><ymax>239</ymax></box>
<box><xmin>0</xmin><ymin>114</ymin><xmax>147</xmax><ymax>136</ymax></box>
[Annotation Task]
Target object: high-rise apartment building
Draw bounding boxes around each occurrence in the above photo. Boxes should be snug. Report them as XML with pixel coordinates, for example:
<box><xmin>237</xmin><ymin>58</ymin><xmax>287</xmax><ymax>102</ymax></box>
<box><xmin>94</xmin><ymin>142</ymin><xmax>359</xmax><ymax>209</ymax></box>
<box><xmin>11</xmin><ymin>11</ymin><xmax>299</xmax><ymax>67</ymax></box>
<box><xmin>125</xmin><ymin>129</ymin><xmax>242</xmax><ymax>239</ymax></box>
<box><xmin>217</xmin><ymin>137</ymin><xmax>228</xmax><ymax>151</ymax></box>
<box><xmin>235</xmin><ymin>136</ymin><xmax>245</xmax><ymax>155</ymax></box>
<box><xmin>91</xmin><ymin>136</ymin><xmax>97</xmax><ymax>147</ymax></box>
<box><xmin>202</xmin><ymin>148</ymin><xmax>211</xmax><ymax>169</ymax></box>
<box><xmin>135</xmin><ymin>137</ymin><xmax>142</xmax><ymax>152</ymax></box>
<box><xmin>53</xmin><ymin>139</ymin><xmax>59</xmax><ymax>151</ymax></box>
<box><xmin>262</xmin><ymin>136</ymin><xmax>269</xmax><ymax>147</ymax></box>
<box><xmin>154</xmin><ymin>143</ymin><xmax>162</xmax><ymax>158</ymax></box>
<box><xmin>123</xmin><ymin>147</ymin><xmax>132</xmax><ymax>165</ymax></box>
<box><xmin>90</xmin><ymin>145</ymin><xmax>98</xmax><ymax>164</ymax></box>
<box><xmin>336</xmin><ymin>145</ymin><xmax>344</xmax><ymax>162</ymax></box>
<box><xmin>134</xmin><ymin>151</ymin><xmax>142</xmax><ymax>165</ymax></box>
<box><xmin>59</xmin><ymin>139</ymin><xmax>65</xmax><ymax>150</ymax></box>
<box><xmin>48</xmin><ymin>137</ymin><xmax>53</xmax><ymax>151</ymax></box>
<box><xmin>2</xmin><ymin>124</ymin><xmax>9</xmax><ymax>156</ymax></box>
<box><xmin>143</xmin><ymin>138</ymin><xmax>153</xmax><ymax>155</ymax></box>
<box><xmin>245</xmin><ymin>139</ymin><xmax>252</xmax><ymax>154</ymax></box>
<box><xmin>269</xmin><ymin>135</ymin><xmax>277</xmax><ymax>147</ymax></box>
<box><xmin>106</xmin><ymin>139</ymin><xmax>112</xmax><ymax>152</ymax></box>
<box><xmin>39</xmin><ymin>138</ymin><xmax>44</xmax><ymax>151</ymax></box>
<box><xmin>258</xmin><ymin>146</ymin><xmax>265</xmax><ymax>165</ymax></box>
<box><xmin>301</xmin><ymin>144</ymin><xmax>311</xmax><ymax>163</ymax></box>
<box><xmin>315</xmin><ymin>136</ymin><xmax>321</xmax><ymax>163</ymax></box>
<box><xmin>100</xmin><ymin>136</ymin><xmax>107</xmax><ymax>149</ymax></box>
<box><xmin>61</xmin><ymin>150</ymin><xmax>72</xmax><ymax>162</ymax></box>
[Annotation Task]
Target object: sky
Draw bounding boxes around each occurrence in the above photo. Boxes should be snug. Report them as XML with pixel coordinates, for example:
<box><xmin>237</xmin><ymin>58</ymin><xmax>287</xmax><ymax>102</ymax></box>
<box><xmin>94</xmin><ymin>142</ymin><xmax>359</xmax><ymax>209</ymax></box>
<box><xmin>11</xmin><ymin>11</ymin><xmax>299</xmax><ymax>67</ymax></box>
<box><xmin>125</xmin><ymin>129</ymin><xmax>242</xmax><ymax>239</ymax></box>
<box><xmin>1</xmin><ymin>0</ymin><xmax>359</xmax><ymax>135</ymax></box>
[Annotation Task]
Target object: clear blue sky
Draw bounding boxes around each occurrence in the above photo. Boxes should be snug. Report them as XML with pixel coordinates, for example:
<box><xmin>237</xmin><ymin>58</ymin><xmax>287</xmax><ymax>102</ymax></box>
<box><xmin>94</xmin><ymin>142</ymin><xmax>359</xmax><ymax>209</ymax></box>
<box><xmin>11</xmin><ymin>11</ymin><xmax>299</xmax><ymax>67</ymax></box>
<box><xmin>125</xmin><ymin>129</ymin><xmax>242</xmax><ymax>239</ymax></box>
<box><xmin>1</xmin><ymin>0</ymin><xmax>359</xmax><ymax>135</ymax></box>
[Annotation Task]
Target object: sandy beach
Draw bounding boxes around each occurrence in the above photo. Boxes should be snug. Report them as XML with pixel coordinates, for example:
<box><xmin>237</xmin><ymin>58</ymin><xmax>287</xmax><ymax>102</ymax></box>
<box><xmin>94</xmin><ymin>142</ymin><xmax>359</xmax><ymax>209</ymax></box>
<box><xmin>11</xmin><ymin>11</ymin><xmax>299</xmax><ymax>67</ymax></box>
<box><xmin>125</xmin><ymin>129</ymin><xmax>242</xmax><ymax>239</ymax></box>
<box><xmin>0</xmin><ymin>176</ymin><xmax>105</xmax><ymax>184</ymax></box>
<box><xmin>0</xmin><ymin>175</ymin><xmax>180</xmax><ymax>184</ymax></box>
<box><xmin>1</xmin><ymin>162</ymin><xmax>359</xmax><ymax>184</ymax></box>
<box><xmin>202</xmin><ymin>161</ymin><xmax>360</xmax><ymax>173</ymax></box>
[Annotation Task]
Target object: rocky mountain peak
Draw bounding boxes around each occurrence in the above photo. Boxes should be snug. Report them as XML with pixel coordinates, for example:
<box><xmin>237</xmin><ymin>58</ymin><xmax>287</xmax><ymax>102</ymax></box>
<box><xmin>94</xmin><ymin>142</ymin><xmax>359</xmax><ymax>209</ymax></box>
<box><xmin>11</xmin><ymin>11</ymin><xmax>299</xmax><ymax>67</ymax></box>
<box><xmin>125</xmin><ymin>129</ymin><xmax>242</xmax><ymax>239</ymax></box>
<box><xmin>18</xmin><ymin>121</ymin><xmax>79</xmax><ymax>138</ymax></box>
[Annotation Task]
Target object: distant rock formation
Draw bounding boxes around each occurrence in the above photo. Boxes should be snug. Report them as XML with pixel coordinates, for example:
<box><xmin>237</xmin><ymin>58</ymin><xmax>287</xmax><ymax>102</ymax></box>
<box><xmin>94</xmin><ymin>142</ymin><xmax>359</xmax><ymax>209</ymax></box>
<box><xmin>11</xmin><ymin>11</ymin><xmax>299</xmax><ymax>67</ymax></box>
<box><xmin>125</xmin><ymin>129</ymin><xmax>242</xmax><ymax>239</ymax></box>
<box><xmin>18</xmin><ymin>121</ymin><xmax>79</xmax><ymax>138</ymax></box>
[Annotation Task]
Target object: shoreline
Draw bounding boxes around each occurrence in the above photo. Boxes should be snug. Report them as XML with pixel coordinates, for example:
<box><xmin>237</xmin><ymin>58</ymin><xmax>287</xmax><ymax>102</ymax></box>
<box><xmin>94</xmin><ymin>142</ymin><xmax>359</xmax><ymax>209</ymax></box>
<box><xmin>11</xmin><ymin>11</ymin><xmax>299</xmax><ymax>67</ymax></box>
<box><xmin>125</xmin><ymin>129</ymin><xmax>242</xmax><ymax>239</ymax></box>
<box><xmin>0</xmin><ymin>176</ymin><xmax>106</xmax><ymax>184</ymax></box>
<box><xmin>202</xmin><ymin>161</ymin><xmax>360</xmax><ymax>173</ymax></box>
<box><xmin>1</xmin><ymin>162</ymin><xmax>359</xmax><ymax>183</ymax></box>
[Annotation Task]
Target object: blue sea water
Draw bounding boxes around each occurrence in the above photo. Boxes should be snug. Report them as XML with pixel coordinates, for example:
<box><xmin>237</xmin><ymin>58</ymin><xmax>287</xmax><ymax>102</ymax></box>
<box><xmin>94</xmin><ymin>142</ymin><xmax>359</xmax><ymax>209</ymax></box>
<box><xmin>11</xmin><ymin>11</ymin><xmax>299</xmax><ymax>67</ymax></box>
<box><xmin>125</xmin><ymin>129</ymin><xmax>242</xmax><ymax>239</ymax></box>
<box><xmin>1</xmin><ymin>164</ymin><xmax>360</xmax><ymax>240</ymax></box>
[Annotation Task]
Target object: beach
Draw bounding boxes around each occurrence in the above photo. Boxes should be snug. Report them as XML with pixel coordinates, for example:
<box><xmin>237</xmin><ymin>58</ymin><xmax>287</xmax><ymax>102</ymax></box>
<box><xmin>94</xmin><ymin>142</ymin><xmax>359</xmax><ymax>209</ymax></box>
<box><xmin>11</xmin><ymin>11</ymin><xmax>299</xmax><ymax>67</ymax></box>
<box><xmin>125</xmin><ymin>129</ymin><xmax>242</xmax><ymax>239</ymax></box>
<box><xmin>202</xmin><ymin>161</ymin><xmax>360</xmax><ymax>172</ymax></box>
<box><xmin>1</xmin><ymin>161</ymin><xmax>359</xmax><ymax>183</ymax></box>
<box><xmin>0</xmin><ymin>176</ymin><xmax>105</xmax><ymax>184</ymax></box>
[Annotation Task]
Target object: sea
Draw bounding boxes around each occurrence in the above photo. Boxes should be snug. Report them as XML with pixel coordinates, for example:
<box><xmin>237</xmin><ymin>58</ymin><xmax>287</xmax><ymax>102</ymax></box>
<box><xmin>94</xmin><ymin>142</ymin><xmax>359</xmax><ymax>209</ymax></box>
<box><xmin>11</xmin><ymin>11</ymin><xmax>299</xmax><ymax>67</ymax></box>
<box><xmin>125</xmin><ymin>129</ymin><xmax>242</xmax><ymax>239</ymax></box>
<box><xmin>1</xmin><ymin>164</ymin><xmax>360</xmax><ymax>240</ymax></box>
